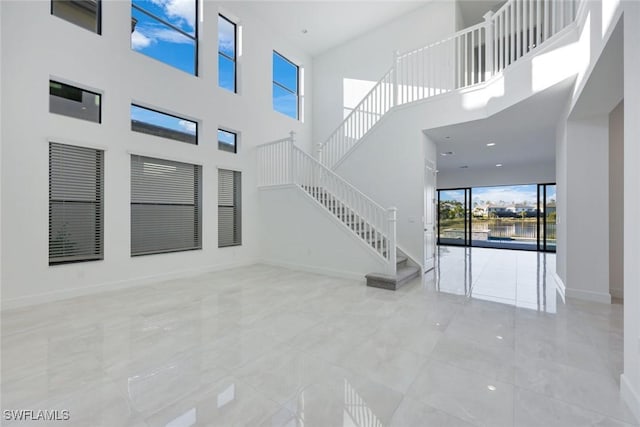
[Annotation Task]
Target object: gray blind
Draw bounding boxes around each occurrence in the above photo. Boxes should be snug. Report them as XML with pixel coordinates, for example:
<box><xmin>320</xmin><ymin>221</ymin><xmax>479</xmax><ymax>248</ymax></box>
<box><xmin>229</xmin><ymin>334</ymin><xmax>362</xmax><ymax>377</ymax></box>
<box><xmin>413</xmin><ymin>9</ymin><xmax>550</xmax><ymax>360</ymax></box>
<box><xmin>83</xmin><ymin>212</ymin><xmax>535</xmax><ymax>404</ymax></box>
<box><xmin>49</xmin><ymin>142</ymin><xmax>104</xmax><ymax>264</ymax></box>
<box><xmin>218</xmin><ymin>169</ymin><xmax>241</xmax><ymax>247</ymax></box>
<box><xmin>131</xmin><ymin>155</ymin><xmax>202</xmax><ymax>256</ymax></box>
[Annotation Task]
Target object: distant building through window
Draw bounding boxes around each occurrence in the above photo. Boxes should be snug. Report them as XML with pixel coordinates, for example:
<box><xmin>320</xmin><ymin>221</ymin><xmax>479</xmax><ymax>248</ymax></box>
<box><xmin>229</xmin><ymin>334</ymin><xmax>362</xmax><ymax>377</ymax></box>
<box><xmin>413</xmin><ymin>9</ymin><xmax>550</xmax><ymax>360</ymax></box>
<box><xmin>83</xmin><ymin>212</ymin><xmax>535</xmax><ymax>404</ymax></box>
<box><xmin>130</xmin><ymin>104</ymin><xmax>197</xmax><ymax>145</ymax></box>
<box><xmin>51</xmin><ymin>0</ymin><xmax>101</xmax><ymax>34</ymax></box>
<box><xmin>50</xmin><ymin>80</ymin><xmax>101</xmax><ymax>123</ymax></box>
<box><xmin>273</xmin><ymin>51</ymin><xmax>299</xmax><ymax>120</ymax></box>
<box><xmin>218</xmin><ymin>15</ymin><xmax>237</xmax><ymax>92</ymax></box>
<box><xmin>130</xmin><ymin>0</ymin><xmax>197</xmax><ymax>75</ymax></box>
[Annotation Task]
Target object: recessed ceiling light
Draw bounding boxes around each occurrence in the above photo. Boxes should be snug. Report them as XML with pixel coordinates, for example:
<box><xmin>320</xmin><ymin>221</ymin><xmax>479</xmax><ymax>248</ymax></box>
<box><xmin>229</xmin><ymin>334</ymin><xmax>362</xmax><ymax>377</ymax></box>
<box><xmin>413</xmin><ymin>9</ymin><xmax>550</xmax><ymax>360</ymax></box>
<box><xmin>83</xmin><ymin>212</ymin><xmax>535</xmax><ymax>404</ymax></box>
<box><xmin>487</xmin><ymin>385</ymin><xmax>497</xmax><ymax>391</ymax></box>
<box><xmin>440</xmin><ymin>151</ymin><xmax>454</xmax><ymax>156</ymax></box>
<box><xmin>487</xmin><ymin>142</ymin><xmax>496</xmax><ymax>147</ymax></box>
<box><xmin>496</xmin><ymin>163</ymin><xmax>503</xmax><ymax>167</ymax></box>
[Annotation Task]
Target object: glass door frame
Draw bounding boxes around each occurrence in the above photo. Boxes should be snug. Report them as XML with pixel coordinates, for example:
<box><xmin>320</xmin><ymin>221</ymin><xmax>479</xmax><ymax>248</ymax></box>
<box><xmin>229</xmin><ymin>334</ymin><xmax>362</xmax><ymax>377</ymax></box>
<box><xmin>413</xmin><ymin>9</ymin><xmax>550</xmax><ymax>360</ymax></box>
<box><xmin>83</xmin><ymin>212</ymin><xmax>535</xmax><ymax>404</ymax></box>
<box><xmin>537</xmin><ymin>183</ymin><xmax>556</xmax><ymax>253</ymax></box>
<box><xmin>437</xmin><ymin>183</ymin><xmax>557</xmax><ymax>253</ymax></box>
<box><xmin>437</xmin><ymin>187</ymin><xmax>472</xmax><ymax>246</ymax></box>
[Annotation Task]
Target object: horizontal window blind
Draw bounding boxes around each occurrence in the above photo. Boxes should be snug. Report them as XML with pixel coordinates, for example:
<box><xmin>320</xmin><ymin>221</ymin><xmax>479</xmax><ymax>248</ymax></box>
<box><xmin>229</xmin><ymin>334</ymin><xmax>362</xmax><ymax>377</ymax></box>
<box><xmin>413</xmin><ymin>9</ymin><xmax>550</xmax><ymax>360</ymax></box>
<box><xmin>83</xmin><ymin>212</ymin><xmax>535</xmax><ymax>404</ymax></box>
<box><xmin>218</xmin><ymin>169</ymin><xmax>241</xmax><ymax>247</ymax></box>
<box><xmin>49</xmin><ymin>142</ymin><xmax>104</xmax><ymax>264</ymax></box>
<box><xmin>131</xmin><ymin>155</ymin><xmax>202</xmax><ymax>256</ymax></box>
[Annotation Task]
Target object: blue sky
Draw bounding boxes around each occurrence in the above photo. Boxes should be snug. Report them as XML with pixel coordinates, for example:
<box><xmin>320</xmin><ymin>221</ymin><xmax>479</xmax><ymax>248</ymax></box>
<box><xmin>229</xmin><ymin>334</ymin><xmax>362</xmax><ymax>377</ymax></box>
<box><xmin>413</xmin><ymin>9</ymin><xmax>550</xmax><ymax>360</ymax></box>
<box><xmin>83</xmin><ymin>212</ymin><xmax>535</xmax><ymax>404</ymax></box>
<box><xmin>130</xmin><ymin>0</ymin><xmax>298</xmax><ymax>118</ymax></box>
<box><xmin>441</xmin><ymin>184</ymin><xmax>556</xmax><ymax>206</ymax></box>
<box><xmin>131</xmin><ymin>104</ymin><xmax>196</xmax><ymax>135</ymax></box>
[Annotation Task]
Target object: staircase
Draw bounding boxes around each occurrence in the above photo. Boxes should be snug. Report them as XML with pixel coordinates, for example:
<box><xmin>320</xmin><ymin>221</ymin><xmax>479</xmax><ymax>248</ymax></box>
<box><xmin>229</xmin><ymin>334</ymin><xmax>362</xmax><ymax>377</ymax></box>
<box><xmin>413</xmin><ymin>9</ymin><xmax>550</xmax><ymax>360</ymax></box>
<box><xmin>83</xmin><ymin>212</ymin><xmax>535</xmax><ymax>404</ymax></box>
<box><xmin>318</xmin><ymin>0</ymin><xmax>582</xmax><ymax>170</ymax></box>
<box><xmin>258</xmin><ymin>0</ymin><xmax>583</xmax><ymax>288</ymax></box>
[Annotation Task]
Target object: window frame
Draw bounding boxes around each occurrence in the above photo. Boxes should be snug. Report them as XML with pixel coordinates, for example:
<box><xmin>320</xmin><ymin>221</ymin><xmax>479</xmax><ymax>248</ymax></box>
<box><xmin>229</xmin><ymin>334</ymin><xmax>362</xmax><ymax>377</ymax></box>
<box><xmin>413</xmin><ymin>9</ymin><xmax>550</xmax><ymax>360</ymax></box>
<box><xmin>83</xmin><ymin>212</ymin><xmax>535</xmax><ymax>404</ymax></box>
<box><xmin>49</xmin><ymin>80</ymin><xmax>102</xmax><ymax>124</ymax></box>
<box><xmin>218</xmin><ymin>14</ymin><xmax>237</xmax><ymax>93</ymax></box>
<box><xmin>217</xmin><ymin>128</ymin><xmax>238</xmax><ymax>154</ymax></box>
<box><xmin>218</xmin><ymin>169</ymin><xmax>242</xmax><ymax>248</ymax></box>
<box><xmin>130</xmin><ymin>103</ymin><xmax>198</xmax><ymax>145</ymax></box>
<box><xmin>130</xmin><ymin>155</ymin><xmax>202</xmax><ymax>257</ymax></box>
<box><xmin>51</xmin><ymin>0</ymin><xmax>102</xmax><ymax>34</ymax></box>
<box><xmin>272</xmin><ymin>51</ymin><xmax>300</xmax><ymax>120</ymax></box>
<box><xmin>49</xmin><ymin>142</ymin><xmax>104</xmax><ymax>265</ymax></box>
<box><xmin>131</xmin><ymin>1</ymin><xmax>199</xmax><ymax>76</ymax></box>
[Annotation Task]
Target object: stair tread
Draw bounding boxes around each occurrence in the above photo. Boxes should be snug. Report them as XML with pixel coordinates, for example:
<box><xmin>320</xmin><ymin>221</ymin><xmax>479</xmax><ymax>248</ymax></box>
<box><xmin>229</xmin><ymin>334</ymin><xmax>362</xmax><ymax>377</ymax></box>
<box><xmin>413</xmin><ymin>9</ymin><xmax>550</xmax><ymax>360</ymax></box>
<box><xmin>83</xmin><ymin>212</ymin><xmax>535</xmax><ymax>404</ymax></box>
<box><xmin>396</xmin><ymin>255</ymin><xmax>407</xmax><ymax>265</ymax></box>
<box><xmin>365</xmin><ymin>265</ymin><xmax>419</xmax><ymax>283</ymax></box>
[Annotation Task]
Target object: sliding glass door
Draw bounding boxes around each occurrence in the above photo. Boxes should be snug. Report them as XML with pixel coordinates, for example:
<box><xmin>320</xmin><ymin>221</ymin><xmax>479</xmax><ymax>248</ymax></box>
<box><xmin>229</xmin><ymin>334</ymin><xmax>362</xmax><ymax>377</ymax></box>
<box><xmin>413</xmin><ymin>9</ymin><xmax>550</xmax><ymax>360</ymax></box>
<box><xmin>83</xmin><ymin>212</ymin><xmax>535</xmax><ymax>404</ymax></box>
<box><xmin>437</xmin><ymin>188</ymin><xmax>471</xmax><ymax>246</ymax></box>
<box><xmin>437</xmin><ymin>183</ymin><xmax>556</xmax><ymax>252</ymax></box>
<box><xmin>470</xmin><ymin>184</ymin><xmax>539</xmax><ymax>250</ymax></box>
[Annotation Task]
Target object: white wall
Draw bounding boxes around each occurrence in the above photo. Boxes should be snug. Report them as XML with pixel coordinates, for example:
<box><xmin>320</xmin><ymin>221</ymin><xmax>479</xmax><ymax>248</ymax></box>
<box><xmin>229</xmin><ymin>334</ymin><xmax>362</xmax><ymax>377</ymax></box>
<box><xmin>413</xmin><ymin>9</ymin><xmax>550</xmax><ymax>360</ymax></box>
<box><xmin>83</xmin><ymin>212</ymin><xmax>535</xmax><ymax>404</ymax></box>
<box><xmin>555</xmin><ymin>0</ymin><xmax>623</xmax><ymax>295</ymax></box>
<box><xmin>311</xmin><ymin>0</ymin><xmax>457</xmax><ymax>145</ymax></box>
<box><xmin>564</xmin><ymin>116</ymin><xmax>611</xmax><ymax>303</ymax></box>
<box><xmin>259</xmin><ymin>187</ymin><xmax>388</xmax><ymax>279</ymax></box>
<box><xmin>437</xmin><ymin>160</ymin><xmax>555</xmax><ymax>189</ymax></box>
<box><xmin>334</xmin><ymin>106</ymin><xmax>440</xmax><ymax>268</ymax></box>
<box><xmin>0</xmin><ymin>0</ymin><xmax>313</xmax><ymax>308</ymax></box>
<box><xmin>609</xmin><ymin>101</ymin><xmax>624</xmax><ymax>300</ymax></box>
<box><xmin>622</xmin><ymin>0</ymin><xmax>640</xmax><ymax>419</ymax></box>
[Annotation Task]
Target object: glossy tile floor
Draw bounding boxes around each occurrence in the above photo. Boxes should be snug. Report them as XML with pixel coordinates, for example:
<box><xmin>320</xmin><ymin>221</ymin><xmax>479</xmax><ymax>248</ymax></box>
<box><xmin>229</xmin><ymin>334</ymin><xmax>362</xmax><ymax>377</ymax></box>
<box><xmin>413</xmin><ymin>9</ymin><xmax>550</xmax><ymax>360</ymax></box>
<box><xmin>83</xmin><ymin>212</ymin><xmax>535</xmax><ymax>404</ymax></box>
<box><xmin>1</xmin><ymin>247</ymin><xmax>637</xmax><ymax>426</ymax></box>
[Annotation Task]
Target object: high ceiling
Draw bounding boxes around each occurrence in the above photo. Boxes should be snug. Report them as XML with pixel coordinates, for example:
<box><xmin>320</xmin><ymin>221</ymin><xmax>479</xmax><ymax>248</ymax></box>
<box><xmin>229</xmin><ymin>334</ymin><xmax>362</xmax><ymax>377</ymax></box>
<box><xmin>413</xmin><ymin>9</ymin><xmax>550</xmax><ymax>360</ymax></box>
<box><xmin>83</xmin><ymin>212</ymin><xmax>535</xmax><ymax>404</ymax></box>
<box><xmin>425</xmin><ymin>79</ymin><xmax>575</xmax><ymax>172</ymax></box>
<box><xmin>222</xmin><ymin>1</ymin><xmax>432</xmax><ymax>57</ymax></box>
<box><xmin>222</xmin><ymin>1</ymin><xmax>508</xmax><ymax>57</ymax></box>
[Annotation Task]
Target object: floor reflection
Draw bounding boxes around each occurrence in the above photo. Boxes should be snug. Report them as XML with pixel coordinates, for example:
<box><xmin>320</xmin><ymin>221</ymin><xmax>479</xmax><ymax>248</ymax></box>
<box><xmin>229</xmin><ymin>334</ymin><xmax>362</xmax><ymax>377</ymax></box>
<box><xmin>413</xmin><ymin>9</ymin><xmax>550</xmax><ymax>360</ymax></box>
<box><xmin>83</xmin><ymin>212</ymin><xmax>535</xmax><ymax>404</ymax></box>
<box><xmin>430</xmin><ymin>246</ymin><xmax>558</xmax><ymax>313</ymax></box>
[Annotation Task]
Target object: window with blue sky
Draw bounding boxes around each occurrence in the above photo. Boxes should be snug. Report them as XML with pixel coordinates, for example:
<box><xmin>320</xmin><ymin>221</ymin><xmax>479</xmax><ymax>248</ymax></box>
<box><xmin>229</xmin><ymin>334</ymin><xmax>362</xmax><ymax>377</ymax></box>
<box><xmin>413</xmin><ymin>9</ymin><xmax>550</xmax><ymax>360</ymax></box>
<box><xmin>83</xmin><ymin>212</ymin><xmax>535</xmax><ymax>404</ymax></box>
<box><xmin>218</xmin><ymin>129</ymin><xmax>237</xmax><ymax>153</ymax></box>
<box><xmin>131</xmin><ymin>104</ymin><xmax>197</xmax><ymax>145</ymax></box>
<box><xmin>218</xmin><ymin>15</ymin><xmax>236</xmax><ymax>92</ymax></box>
<box><xmin>130</xmin><ymin>0</ymin><xmax>197</xmax><ymax>75</ymax></box>
<box><xmin>273</xmin><ymin>51</ymin><xmax>299</xmax><ymax>120</ymax></box>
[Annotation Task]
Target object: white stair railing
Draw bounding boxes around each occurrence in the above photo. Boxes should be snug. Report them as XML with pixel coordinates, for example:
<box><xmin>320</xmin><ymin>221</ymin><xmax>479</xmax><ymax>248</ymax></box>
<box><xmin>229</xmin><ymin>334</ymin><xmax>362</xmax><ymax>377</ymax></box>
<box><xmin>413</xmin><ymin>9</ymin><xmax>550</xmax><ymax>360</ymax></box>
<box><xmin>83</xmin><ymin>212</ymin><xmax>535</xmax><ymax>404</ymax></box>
<box><xmin>318</xmin><ymin>0</ymin><xmax>581</xmax><ymax>170</ymax></box>
<box><xmin>258</xmin><ymin>135</ymin><xmax>397</xmax><ymax>275</ymax></box>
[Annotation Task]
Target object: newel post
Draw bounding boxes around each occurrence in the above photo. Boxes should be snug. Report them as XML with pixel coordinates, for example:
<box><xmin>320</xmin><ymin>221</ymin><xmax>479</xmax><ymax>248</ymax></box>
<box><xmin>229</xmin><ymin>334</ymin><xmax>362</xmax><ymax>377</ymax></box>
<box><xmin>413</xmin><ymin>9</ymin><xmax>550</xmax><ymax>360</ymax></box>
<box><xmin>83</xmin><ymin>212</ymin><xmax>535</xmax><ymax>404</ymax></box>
<box><xmin>392</xmin><ymin>50</ymin><xmax>400</xmax><ymax>107</ymax></box>
<box><xmin>289</xmin><ymin>131</ymin><xmax>296</xmax><ymax>184</ymax></box>
<box><xmin>483</xmin><ymin>11</ymin><xmax>495</xmax><ymax>80</ymax></box>
<box><xmin>387</xmin><ymin>207</ymin><xmax>397</xmax><ymax>275</ymax></box>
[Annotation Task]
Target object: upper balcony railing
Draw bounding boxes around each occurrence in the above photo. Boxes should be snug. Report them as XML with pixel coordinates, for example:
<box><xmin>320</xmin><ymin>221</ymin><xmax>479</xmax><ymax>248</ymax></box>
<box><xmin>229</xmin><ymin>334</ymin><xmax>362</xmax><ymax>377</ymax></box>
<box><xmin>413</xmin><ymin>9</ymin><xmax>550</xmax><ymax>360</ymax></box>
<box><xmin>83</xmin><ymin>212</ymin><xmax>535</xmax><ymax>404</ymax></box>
<box><xmin>318</xmin><ymin>0</ymin><xmax>582</xmax><ymax>169</ymax></box>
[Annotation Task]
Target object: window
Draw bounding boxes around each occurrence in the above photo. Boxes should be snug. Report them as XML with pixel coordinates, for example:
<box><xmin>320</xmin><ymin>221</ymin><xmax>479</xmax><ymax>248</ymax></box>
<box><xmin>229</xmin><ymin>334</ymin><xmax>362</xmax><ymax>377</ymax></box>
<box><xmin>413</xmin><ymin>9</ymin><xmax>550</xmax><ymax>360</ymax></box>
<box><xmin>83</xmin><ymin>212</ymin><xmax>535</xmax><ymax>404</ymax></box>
<box><xmin>50</xmin><ymin>80</ymin><xmax>101</xmax><ymax>123</ymax></box>
<box><xmin>130</xmin><ymin>0</ymin><xmax>197</xmax><ymax>75</ymax></box>
<box><xmin>273</xmin><ymin>51</ymin><xmax>299</xmax><ymax>120</ymax></box>
<box><xmin>51</xmin><ymin>0</ymin><xmax>101</xmax><ymax>33</ymax></box>
<box><xmin>49</xmin><ymin>143</ymin><xmax>104</xmax><ymax>264</ymax></box>
<box><xmin>131</xmin><ymin>156</ymin><xmax>202</xmax><ymax>256</ymax></box>
<box><xmin>218</xmin><ymin>129</ymin><xmax>237</xmax><ymax>153</ymax></box>
<box><xmin>218</xmin><ymin>169</ymin><xmax>241</xmax><ymax>247</ymax></box>
<box><xmin>131</xmin><ymin>104</ymin><xmax>197</xmax><ymax>145</ymax></box>
<box><xmin>218</xmin><ymin>15</ymin><xmax>237</xmax><ymax>92</ymax></box>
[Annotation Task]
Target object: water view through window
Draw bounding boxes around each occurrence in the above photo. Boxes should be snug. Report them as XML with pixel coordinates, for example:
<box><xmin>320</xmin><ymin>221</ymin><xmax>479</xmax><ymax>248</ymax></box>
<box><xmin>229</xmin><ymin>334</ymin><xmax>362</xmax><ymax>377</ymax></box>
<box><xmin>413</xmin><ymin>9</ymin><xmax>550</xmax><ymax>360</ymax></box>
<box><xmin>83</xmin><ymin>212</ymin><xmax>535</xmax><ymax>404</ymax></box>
<box><xmin>438</xmin><ymin>184</ymin><xmax>556</xmax><ymax>252</ymax></box>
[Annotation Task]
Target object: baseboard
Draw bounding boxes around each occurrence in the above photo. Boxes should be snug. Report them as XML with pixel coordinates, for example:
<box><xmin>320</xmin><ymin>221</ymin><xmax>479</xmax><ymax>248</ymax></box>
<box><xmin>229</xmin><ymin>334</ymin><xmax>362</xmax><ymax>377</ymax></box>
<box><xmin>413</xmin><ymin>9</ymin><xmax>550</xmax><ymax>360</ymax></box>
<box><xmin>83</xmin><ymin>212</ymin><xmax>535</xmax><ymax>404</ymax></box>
<box><xmin>258</xmin><ymin>259</ymin><xmax>366</xmax><ymax>282</ymax></box>
<box><xmin>565</xmin><ymin>287</ymin><xmax>612</xmax><ymax>304</ymax></box>
<box><xmin>621</xmin><ymin>373</ymin><xmax>640</xmax><ymax>423</ymax></box>
<box><xmin>552</xmin><ymin>272</ymin><xmax>566</xmax><ymax>303</ymax></box>
<box><xmin>1</xmin><ymin>260</ymin><xmax>257</xmax><ymax>311</ymax></box>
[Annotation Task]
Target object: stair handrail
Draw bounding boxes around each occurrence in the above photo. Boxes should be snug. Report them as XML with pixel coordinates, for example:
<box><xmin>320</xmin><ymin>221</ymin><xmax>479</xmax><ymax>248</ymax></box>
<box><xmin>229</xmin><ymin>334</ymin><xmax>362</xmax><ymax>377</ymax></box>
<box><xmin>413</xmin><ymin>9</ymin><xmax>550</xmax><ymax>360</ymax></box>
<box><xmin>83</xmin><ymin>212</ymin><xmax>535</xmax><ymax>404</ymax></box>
<box><xmin>257</xmin><ymin>135</ymin><xmax>397</xmax><ymax>274</ymax></box>
<box><xmin>318</xmin><ymin>0</ymin><xmax>582</xmax><ymax>169</ymax></box>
